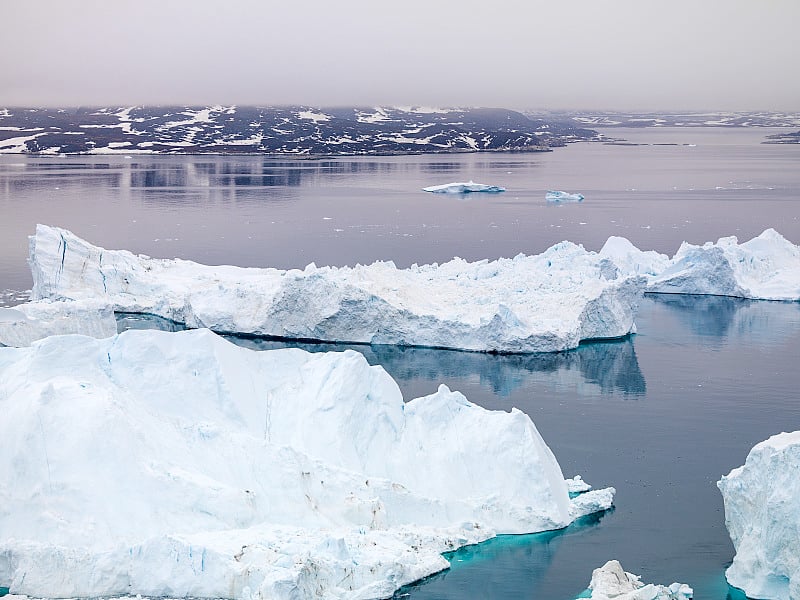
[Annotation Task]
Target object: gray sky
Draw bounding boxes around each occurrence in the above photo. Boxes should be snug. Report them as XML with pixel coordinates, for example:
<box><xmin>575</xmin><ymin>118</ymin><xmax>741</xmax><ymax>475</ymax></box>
<box><xmin>2</xmin><ymin>0</ymin><xmax>798</xmax><ymax>111</ymax></box>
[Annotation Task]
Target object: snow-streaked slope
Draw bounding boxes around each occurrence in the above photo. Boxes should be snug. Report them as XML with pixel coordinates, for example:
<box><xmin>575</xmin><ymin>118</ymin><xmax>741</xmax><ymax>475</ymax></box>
<box><xmin>29</xmin><ymin>225</ymin><xmax>645</xmax><ymax>353</ymax></box>
<box><xmin>0</xmin><ymin>328</ymin><xmax>613</xmax><ymax>598</ymax></box>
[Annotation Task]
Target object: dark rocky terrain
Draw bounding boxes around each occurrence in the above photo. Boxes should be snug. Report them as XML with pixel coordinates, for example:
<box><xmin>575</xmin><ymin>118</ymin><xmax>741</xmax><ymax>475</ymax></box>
<box><xmin>764</xmin><ymin>130</ymin><xmax>800</xmax><ymax>144</ymax></box>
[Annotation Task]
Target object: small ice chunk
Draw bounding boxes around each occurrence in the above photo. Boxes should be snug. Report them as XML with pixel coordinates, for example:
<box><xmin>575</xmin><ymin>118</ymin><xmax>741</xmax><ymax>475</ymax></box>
<box><xmin>546</xmin><ymin>190</ymin><xmax>585</xmax><ymax>202</ymax></box>
<box><xmin>565</xmin><ymin>475</ymin><xmax>592</xmax><ymax>493</ymax></box>
<box><xmin>580</xmin><ymin>560</ymin><xmax>693</xmax><ymax>599</ymax></box>
<box><xmin>569</xmin><ymin>487</ymin><xmax>615</xmax><ymax>520</ymax></box>
<box><xmin>423</xmin><ymin>181</ymin><xmax>505</xmax><ymax>194</ymax></box>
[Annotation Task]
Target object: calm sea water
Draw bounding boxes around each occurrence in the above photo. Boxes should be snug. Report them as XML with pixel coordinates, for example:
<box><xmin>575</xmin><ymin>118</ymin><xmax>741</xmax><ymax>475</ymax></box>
<box><xmin>2</xmin><ymin>128</ymin><xmax>800</xmax><ymax>598</ymax></box>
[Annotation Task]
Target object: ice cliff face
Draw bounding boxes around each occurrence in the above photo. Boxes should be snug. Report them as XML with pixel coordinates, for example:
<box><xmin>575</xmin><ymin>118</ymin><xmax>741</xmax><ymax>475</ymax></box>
<box><xmin>0</xmin><ymin>300</ymin><xmax>116</xmax><ymax>347</ymax></box>
<box><xmin>718</xmin><ymin>432</ymin><xmax>800</xmax><ymax>600</ymax></box>
<box><xmin>582</xmin><ymin>560</ymin><xmax>693</xmax><ymax>599</ymax></box>
<box><xmin>600</xmin><ymin>229</ymin><xmax>800</xmax><ymax>301</ymax></box>
<box><xmin>29</xmin><ymin>224</ymin><xmax>644</xmax><ymax>353</ymax></box>
<box><xmin>0</xmin><ymin>328</ymin><xmax>613</xmax><ymax>599</ymax></box>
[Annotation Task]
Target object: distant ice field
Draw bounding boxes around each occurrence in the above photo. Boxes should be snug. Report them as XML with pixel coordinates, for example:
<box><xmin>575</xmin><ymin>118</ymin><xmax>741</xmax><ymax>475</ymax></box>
<box><xmin>1</xmin><ymin>127</ymin><xmax>799</xmax><ymax>598</ymax></box>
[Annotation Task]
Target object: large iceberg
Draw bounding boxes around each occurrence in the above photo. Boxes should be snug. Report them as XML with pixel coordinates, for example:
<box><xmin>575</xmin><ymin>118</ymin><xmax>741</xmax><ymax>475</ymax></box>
<box><xmin>0</xmin><ymin>328</ymin><xmax>613</xmax><ymax>599</ymax></box>
<box><xmin>600</xmin><ymin>229</ymin><xmax>800</xmax><ymax>301</ymax></box>
<box><xmin>0</xmin><ymin>299</ymin><xmax>116</xmax><ymax>347</ymax></box>
<box><xmin>28</xmin><ymin>224</ymin><xmax>645</xmax><ymax>353</ymax></box>
<box><xmin>718</xmin><ymin>432</ymin><xmax>800</xmax><ymax>600</ymax></box>
<box><xmin>579</xmin><ymin>560</ymin><xmax>692</xmax><ymax>599</ymax></box>
<box><xmin>422</xmin><ymin>180</ymin><xmax>505</xmax><ymax>193</ymax></box>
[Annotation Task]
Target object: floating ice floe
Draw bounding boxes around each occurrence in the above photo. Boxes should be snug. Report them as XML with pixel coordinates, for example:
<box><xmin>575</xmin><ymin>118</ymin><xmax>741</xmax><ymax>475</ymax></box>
<box><xmin>546</xmin><ymin>190</ymin><xmax>585</xmax><ymax>202</ymax></box>
<box><xmin>600</xmin><ymin>228</ymin><xmax>800</xmax><ymax>301</ymax></box>
<box><xmin>29</xmin><ymin>224</ymin><xmax>645</xmax><ymax>353</ymax></box>
<box><xmin>422</xmin><ymin>180</ymin><xmax>505</xmax><ymax>193</ymax></box>
<box><xmin>0</xmin><ymin>328</ymin><xmax>614</xmax><ymax>599</ymax></box>
<box><xmin>566</xmin><ymin>475</ymin><xmax>593</xmax><ymax>494</ymax></box>
<box><xmin>718</xmin><ymin>432</ymin><xmax>800</xmax><ymax>600</ymax></box>
<box><xmin>0</xmin><ymin>299</ymin><xmax>116</xmax><ymax>347</ymax></box>
<box><xmin>578</xmin><ymin>560</ymin><xmax>692</xmax><ymax>599</ymax></box>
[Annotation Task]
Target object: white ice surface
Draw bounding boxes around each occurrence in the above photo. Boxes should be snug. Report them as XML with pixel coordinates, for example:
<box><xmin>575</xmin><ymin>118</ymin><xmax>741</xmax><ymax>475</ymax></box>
<box><xmin>0</xmin><ymin>299</ymin><xmax>117</xmax><ymax>347</ymax></box>
<box><xmin>600</xmin><ymin>229</ymin><xmax>800</xmax><ymax>301</ymax></box>
<box><xmin>0</xmin><ymin>328</ymin><xmax>613</xmax><ymax>598</ymax></box>
<box><xmin>29</xmin><ymin>225</ymin><xmax>645</xmax><ymax>353</ymax></box>
<box><xmin>583</xmin><ymin>560</ymin><xmax>693</xmax><ymax>599</ymax></box>
<box><xmin>422</xmin><ymin>181</ymin><xmax>506</xmax><ymax>193</ymax></box>
<box><xmin>718</xmin><ymin>432</ymin><xmax>800</xmax><ymax>600</ymax></box>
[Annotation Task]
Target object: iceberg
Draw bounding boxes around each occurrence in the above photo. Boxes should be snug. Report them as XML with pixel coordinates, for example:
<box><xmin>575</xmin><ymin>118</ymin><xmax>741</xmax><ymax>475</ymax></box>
<box><xmin>28</xmin><ymin>224</ymin><xmax>645</xmax><ymax>353</ymax></box>
<box><xmin>718</xmin><ymin>432</ymin><xmax>800</xmax><ymax>600</ymax></box>
<box><xmin>0</xmin><ymin>328</ymin><xmax>614</xmax><ymax>598</ymax></box>
<box><xmin>0</xmin><ymin>299</ymin><xmax>117</xmax><ymax>347</ymax></box>
<box><xmin>546</xmin><ymin>190</ymin><xmax>585</xmax><ymax>202</ymax></box>
<box><xmin>579</xmin><ymin>560</ymin><xmax>692</xmax><ymax>599</ymax></box>
<box><xmin>422</xmin><ymin>180</ymin><xmax>505</xmax><ymax>193</ymax></box>
<box><xmin>600</xmin><ymin>229</ymin><xmax>800</xmax><ymax>301</ymax></box>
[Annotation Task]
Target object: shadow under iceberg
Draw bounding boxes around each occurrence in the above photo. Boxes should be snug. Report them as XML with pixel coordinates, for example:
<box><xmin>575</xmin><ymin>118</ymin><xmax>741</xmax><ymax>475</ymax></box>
<box><xmin>116</xmin><ymin>313</ymin><xmax>646</xmax><ymax>398</ymax></box>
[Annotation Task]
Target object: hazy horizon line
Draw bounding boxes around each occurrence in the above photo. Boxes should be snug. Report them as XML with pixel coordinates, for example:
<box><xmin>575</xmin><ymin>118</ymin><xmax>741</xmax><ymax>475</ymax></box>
<box><xmin>2</xmin><ymin>103</ymin><xmax>798</xmax><ymax>115</ymax></box>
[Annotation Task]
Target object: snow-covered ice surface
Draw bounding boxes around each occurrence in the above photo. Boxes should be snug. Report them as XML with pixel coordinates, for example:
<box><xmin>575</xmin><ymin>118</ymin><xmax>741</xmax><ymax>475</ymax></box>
<box><xmin>578</xmin><ymin>560</ymin><xmax>693</xmax><ymax>599</ymax></box>
<box><xmin>422</xmin><ymin>181</ymin><xmax>505</xmax><ymax>193</ymax></box>
<box><xmin>0</xmin><ymin>328</ymin><xmax>613</xmax><ymax>599</ymax></box>
<box><xmin>718</xmin><ymin>432</ymin><xmax>800</xmax><ymax>600</ymax></box>
<box><xmin>600</xmin><ymin>229</ymin><xmax>800</xmax><ymax>301</ymax></box>
<box><xmin>546</xmin><ymin>190</ymin><xmax>585</xmax><ymax>202</ymax></box>
<box><xmin>28</xmin><ymin>225</ymin><xmax>645</xmax><ymax>353</ymax></box>
<box><xmin>0</xmin><ymin>300</ymin><xmax>116</xmax><ymax>347</ymax></box>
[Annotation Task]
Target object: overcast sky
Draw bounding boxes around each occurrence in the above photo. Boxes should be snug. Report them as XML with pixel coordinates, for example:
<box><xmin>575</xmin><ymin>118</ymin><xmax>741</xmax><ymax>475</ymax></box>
<box><xmin>2</xmin><ymin>0</ymin><xmax>798</xmax><ymax>111</ymax></box>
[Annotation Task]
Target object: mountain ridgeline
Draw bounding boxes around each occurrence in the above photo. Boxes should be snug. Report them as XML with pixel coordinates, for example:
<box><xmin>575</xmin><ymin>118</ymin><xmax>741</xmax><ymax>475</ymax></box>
<box><xmin>0</xmin><ymin>105</ymin><xmax>597</xmax><ymax>155</ymax></box>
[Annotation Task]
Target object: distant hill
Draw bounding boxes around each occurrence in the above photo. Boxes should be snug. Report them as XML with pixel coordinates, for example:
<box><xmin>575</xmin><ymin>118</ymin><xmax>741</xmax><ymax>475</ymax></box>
<box><xmin>0</xmin><ymin>105</ymin><xmax>597</xmax><ymax>155</ymax></box>
<box><xmin>529</xmin><ymin>110</ymin><xmax>800</xmax><ymax>128</ymax></box>
<box><xmin>764</xmin><ymin>130</ymin><xmax>800</xmax><ymax>144</ymax></box>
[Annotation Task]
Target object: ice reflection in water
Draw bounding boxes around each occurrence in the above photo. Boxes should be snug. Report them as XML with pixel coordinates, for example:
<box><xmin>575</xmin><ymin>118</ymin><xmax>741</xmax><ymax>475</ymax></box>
<box><xmin>646</xmin><ymin>293</ymin><xmax>800</xmax><ymax>345</ymax></box>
